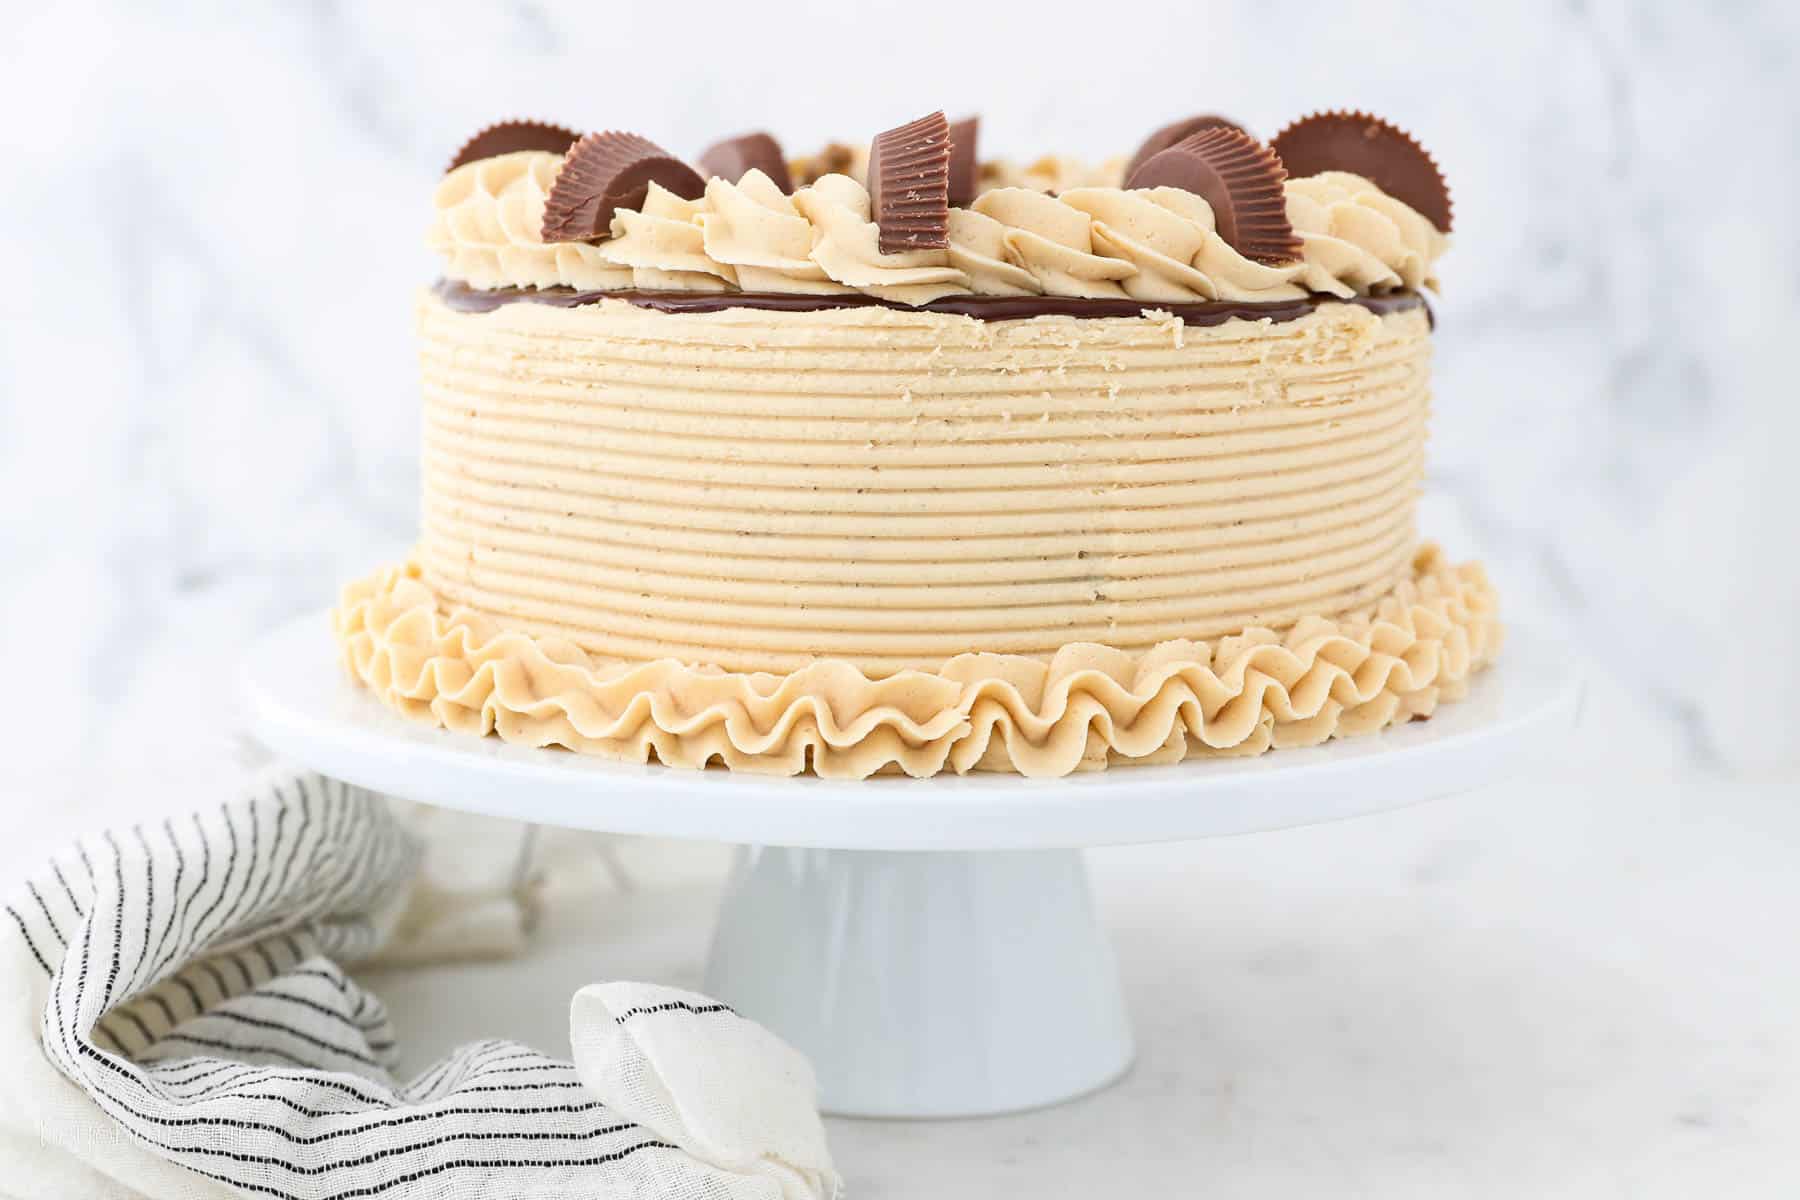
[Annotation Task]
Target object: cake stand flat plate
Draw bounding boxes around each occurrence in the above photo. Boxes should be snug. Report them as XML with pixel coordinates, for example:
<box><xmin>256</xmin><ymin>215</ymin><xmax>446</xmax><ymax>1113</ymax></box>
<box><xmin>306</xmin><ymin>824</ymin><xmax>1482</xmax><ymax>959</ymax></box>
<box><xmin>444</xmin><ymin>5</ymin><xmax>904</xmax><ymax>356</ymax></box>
<box><xmin>242</xmin><ymin>614</ymin><xmax>1580</xmax><ymax>851</ymax></box>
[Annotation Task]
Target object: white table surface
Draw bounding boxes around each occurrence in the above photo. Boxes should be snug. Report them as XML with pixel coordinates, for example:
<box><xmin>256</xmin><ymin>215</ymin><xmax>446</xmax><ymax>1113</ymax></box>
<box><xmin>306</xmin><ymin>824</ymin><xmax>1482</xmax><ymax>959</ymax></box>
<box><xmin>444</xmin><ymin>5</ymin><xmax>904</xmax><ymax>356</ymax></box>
<box><xmin>5</xmin><ymin>653</ymin><xmax>1796</xmax><ymax>1196</ymax></box>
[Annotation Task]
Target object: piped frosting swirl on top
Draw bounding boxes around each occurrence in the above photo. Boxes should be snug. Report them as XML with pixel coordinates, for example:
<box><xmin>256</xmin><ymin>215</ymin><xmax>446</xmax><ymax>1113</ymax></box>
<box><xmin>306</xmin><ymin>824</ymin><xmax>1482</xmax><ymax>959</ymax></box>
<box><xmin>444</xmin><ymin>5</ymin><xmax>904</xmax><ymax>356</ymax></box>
<box><xmin>428</xmin><ymin>152</ymin><xmax>1447</xmax><ymax>303</ymax></box>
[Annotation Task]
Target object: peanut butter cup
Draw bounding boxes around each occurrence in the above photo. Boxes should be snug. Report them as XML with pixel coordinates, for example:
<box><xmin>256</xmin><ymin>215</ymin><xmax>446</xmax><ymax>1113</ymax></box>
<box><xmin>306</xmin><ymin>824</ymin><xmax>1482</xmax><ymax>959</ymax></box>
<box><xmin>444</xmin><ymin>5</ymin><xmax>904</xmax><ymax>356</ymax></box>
<box><xmin>1271</xmin><ymin>110</ymin><xmax>1453</xmax><ymax>232</ymax></box>
<box><xmin>541</xmin><ymin>131</ymin><xmax>706</xmax><ymax>243</ymax></box>
<box><xmin>1125</xmin><ymin>126</ymin><xmax>1301</xmax><ymax>265</ymax></box>
<box><xmin>867</xmin><ymin>111</ymin><xmax>952</xmax><ymax>254</ymax></box>
<box><xmin>1122</xmin><ymin>114</ymin><xmax>1248</xmax><ymax>183</ymax></box>
<box><xmin>947</xmin><ymin>115</ymin><xmax>980</xmax><ymax>207</ymax></box>
<box><xmin>447</xmin><ymin>119</ymin><xmax>581</xmax><ymax>173</ymax></box>
<box><xmin>699</xmin><ymin>131</ymin><xmax>793</xmax><ymax>193</ymax></box>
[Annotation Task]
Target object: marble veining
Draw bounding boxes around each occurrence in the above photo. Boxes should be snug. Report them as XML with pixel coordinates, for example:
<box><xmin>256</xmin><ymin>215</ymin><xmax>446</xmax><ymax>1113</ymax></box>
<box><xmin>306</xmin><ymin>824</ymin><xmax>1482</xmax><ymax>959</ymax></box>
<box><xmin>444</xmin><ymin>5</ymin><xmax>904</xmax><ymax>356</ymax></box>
<box><xmin>0</xmin><ymin>2</ymin><xmax>1791</xmax><ymax>792</ymax></box>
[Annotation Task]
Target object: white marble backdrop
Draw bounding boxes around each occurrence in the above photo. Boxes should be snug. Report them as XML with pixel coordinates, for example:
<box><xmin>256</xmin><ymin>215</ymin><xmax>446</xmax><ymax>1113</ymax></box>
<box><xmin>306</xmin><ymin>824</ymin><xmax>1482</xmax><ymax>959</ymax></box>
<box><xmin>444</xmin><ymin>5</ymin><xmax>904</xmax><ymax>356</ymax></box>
<box><xmin>1</xmin><ymin>0</ymin><xmax>1796</xmax><ymax>834</ymax></box>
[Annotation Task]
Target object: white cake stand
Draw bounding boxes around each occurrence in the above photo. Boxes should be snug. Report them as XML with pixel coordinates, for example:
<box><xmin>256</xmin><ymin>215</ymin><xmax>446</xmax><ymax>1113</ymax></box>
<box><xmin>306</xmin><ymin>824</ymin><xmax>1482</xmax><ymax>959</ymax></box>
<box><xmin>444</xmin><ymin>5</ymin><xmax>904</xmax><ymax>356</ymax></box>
<box><xmin>242</xmin><ymin>616</ymin><xmax>1580</xmax><ymax>1118</ymax></box>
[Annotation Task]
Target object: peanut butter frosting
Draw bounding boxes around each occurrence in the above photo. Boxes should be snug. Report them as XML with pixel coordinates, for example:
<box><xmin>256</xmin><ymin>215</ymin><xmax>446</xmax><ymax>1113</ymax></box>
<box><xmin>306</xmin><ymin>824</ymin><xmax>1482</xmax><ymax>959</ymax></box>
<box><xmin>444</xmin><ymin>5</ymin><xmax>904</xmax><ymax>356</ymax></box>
<box><xmin>426</xmin><ymin>152</ymin><xmax>632</xmax><ymax>292</ymax></box>
<box><xmin>413</xmin><ymin>294</ymin><xmax>1432</xmax><ymax>676</ymax></box>
<box><xmin>356</xmin><ymin>113</ymin><xmax>1495</xmax><ymax>779</ymax></box>
<box><xmin>977</xmin><ymin>154</ymin><xmax>1129</xmax><ymax>193</ymax></box>
<box><xmin>334</xmin><ymin>546</ymin><xmax>1498</xmax><ymax>778</ymax></box>
<box><xmin>427</xmin><ymin>153</ymin><xmax>1448</xmax><ymax>303</ymax></box>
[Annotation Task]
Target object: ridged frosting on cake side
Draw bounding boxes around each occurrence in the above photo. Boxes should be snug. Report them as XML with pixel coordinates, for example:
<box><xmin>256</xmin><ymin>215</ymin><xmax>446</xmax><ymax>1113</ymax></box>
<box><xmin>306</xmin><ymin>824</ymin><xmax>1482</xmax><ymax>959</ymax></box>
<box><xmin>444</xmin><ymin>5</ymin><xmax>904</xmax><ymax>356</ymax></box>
<box><xmin>334</xmin><ymin>546</ymin><xmax>1498</xmax><ymax>778</ymax></box>
<box><xmin>413</xmin><ymin>295</ymin><xmax>1431</xmax><ymax>676</ymax></box>
<box><xmin>427</xmin><ymin>152</ymin><xmax>1447</xmax><ymax>302</ymax></box>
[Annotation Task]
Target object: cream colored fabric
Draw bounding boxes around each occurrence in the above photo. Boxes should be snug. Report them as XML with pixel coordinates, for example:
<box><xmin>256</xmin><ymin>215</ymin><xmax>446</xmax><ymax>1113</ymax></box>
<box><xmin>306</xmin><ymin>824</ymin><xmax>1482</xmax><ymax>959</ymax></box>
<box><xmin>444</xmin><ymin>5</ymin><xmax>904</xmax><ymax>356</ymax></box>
<box><xmin>429</xmin><ymin>154</ymin><xmax>1449</xmax><ymax>300</ymax></box>
<box><xmin>412</xmin><ymin>294</ymin><xmax>1432</xmax><ymax>675</ymax></box>
<box><xmin>335</xmin><ymin>547</ymin><xmax>1499</xmax><ymax>779</ymax></box>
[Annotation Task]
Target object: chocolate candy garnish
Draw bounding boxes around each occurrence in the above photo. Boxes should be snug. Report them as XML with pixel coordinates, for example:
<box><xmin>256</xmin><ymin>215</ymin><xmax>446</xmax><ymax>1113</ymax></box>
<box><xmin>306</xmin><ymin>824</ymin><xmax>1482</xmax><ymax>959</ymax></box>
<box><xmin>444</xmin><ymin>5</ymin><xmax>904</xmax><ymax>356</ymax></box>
<box><xmin>1271</xmin><ymin>110</ymin><xmax>1453</xmax><ymax>232</ymax></box>
<box><xmin>867</xmin><ymin>111</ymin><xmax>952</xmax><ymax>254</ymax></box>
<box><xmin>1122</xmin><ymin>114</ymin><xmax>1248</xmax><ymax>183</ymax></box>
<box><xmin>447</xmin><ymin>119</ymin><xmax>582</xmax><ymax>173</ymax></box>
<box><xmin>1126</xmin><ymin>126</ymin><xmax>1301</xmax><ymax>265</ymax></box>
<box><xmin>947</xmin><ymin>115</ymin><xmax>980</xmax><ymax>207</ymax></box>
<box><xmin>699</xmin><ymin>131</ymin><xmax>793</xmax><ymax>193</ymax></box>
<box><xmin>541</xmin><ymin>131</ymin><xmax>706</xmax><ymax>243</ymax></box>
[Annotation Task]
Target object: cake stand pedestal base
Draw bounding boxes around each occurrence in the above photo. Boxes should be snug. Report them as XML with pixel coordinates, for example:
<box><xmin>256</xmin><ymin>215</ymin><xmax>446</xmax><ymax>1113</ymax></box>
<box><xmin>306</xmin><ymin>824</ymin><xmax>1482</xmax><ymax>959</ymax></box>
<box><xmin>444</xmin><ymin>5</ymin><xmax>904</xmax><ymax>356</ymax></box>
<box><xmin>706</xmin><ymin>847</ymin><xmax>1131</xmax><ymax>1117</ymax></box>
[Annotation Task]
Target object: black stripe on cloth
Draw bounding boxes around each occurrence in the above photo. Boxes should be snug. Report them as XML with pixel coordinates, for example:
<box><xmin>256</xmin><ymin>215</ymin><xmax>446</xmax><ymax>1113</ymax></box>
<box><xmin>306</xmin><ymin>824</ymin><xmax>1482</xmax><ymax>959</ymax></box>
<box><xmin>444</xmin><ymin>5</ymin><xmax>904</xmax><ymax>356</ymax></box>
<box><xmin>72</xmin><ymin>840</ymin><xmax>102</xmax><ymax>1066</ymax></box>
<box><xmin>197</xmin><ymin>959</ymin><xmax>232</xmax><ymax>1003</ymax></box>
<box><xmin>276</xmin><ymin>933</ymin><xmax>316</xmax><ymax>969</ymax></box>
<box><xmin>148</xmin><ymin>1059</ymin><xmax>265</xmax><ymax>1089</ymax></box>
<box><xmin>74</xmin><ymin>1043</ymin><xmax>676</xmax><ymax>1200</ymax></box>
<box><xmin>401</xmin><ymin>1040</ymin><xmax>517</xmax><ymax>1101</ymax></box>
<box><xmin>86</xmin><ymin>1053</ymin><xmax>415</xmax><ymax>1148</ymax></box>
<box><xmin>115</xmin><ymin>1004</ymin><xmax>156</xmax><ymax>1050</ymax></box>
<box><xmin>437</xmin><ymin>1080</ymin><xmax>593</xmax><ymax>1098</ymax></box>
<box><xmin>142</xmin><ymin>988</ymin><xmax>178</xmax><ymax>1031</ymax></box>
<box><xmin>4</xmin><ymin>904</ymin><xmax>51</xmax><ymax>973</ymax></box>
<box><xmin>25</xmin><ymin>881</ymin><xmax>65</xmax><ymax>946</ymax></box>
<box><xmin>69</xmin><ymin>1100</ymin><xmax>623</xmax><ymax>1146</ymax></box>
<box><xmin>184</xmin><ymin>806</ymin><xmax>238</xmax><ymax>960</ymax></box>
<box><xmin>191</xmin><ymin>1007</ymin><xmax>386</xmax><ymax>1069</ymax></box>
<box><xmin>131</xmin><ymin>824</ymin><xmax>157</xmax><ymax>999</ymax></box>
<box><xmin>250</xmin><ymin>985</ymin><xmax>394</xmax><ymax>1039</ymax></box>
<box><xmin>472</xmin><ymin>1062</ymin><xmax>584</xmax><ymax>1079</ymax></box>
<box><xmin>448</xmin><ymin>1048</ymin><xmax>545</xmax><ymax>1073</ymax></box>
<box><xmin>142</xmin><ymin>818</ymin><xmax>184</xmax><ymax>984</ymax></box>
<box><xmin>612</xmin><ymin>1000</ymin><xmax>738</xmax><ymax>1023</ymax></box>
<box><xmin>238</xmin><ymin>789</ymin><xmax>288</xmax><ymax>929</ymax></box>
<box><xmin>168</xmin><ymin>971</ymin><xmax>206</xmax><ymax>1019</ymax></box>
<box><xmin>101</xmin><ymin>1038</ymin><xmax>394</xmax><ymax>1107</ymax></box>
<box><xmin>138</xmin><ymin>1035</ymin><xmax>397</xmax><ymax>1106</ymax></box>
<box><xmin>102</xmin><ymin>830</ymin><xmax>128</xmax><ymax>1011</ymax></box>
<box><xmin>52</xmin><ymin>857</ymin><xmax>84</xmax><ymax>917</ymax></box>
<box><xmin>19</xmin><ymin>882</ymin><xmax>76</xmax><ymax>1054</ymax></box>
<box><xmin>97</xmin><ymin>1120</ymin><xmax>676</xmax><ymax>1181</ymax></box>
<box><xmin>213</xmin><ymin>800</ymin><xmax>263</xmax><ymax>946</ymax></box>
<box><xmin>139</xmin><ymin>811</ymin><xmax>211</xmax><ymax>1005</ymax></box>
<box><xmin>130</xmin><ymin>1140</ymin><xmax>678</xmax><ymax>1200</ymax></box>
<box><xmin>305</xmin><ymin>1143</ymin><xmax>676</xmax><ymax>1200</ymax></box>
<box><xmin>247</xmin><ymin>939</ymin><xmax>281</xmax><ymax>980</ymax></box>
<box><xmin>266</xmin><ymin>777</ymin><xmax>313</xmax><ymax>913</ymax></box>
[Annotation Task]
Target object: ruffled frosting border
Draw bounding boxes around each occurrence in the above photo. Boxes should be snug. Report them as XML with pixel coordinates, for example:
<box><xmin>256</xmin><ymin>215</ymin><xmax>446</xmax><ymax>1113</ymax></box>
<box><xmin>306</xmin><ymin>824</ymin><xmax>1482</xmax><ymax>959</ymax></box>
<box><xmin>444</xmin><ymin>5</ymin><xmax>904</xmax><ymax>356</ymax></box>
<box><xmin>332</xmin><ymin>545</ymin><xmax>1501</xmax><ymax>780</ymax></box>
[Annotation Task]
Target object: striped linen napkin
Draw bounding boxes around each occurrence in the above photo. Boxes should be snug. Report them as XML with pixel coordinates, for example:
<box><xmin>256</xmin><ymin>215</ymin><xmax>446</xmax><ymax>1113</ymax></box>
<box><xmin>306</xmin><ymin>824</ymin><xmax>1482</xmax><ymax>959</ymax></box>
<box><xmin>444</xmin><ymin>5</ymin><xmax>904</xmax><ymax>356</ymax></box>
<box><xmin>0</xmin><ymin>768</ymin><xmax>839</xmax><ymax>1199</ymax></box>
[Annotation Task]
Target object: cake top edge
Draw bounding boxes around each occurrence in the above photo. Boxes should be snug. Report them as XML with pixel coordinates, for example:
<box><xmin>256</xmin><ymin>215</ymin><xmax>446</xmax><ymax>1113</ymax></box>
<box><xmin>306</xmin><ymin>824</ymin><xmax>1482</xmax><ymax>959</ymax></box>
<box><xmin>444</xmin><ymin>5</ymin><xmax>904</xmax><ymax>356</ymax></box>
<box><xmin>427</xmin><ymin>109</ymin><xmax>1450</xmax><ymax>308</ymax></box>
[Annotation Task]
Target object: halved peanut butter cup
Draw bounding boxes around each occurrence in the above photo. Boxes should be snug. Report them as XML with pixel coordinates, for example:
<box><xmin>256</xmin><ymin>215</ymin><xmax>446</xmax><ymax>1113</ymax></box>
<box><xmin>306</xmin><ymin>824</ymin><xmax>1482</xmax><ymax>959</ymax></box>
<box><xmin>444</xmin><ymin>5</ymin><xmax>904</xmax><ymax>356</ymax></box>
<box><xmin>947</xmin><ymin>115</ymin><xmax>980</xmax><ymax>207</ymax></box>
<box><xmin>868</xmin><ymin>111</ymin><xmax>952</xmax><ymax>254</ymax></box>
<box><xmin>1122</xmin><ymin>114</ymin><xmax>1248</xmax><ymax>183</ymax></box>
<box><xmin>541</xmin><ymin>132</ymin><xmax>706</xmax><ymax>243</ymax></box>
<box><xmin>1271</xmin><ymin>110</ymin><xmax>1453</xmax><ymax>233</ymax></box>
<box><xmin>447</xmin><ymin>119</ymin><xmax>582</xmax><ymax>173</ymax></box>
<box><xmin>699</xmin><ymin>131</ymin><xmax>793</xmax><ymax>193</ymax></box>
<box><xmin>1126</xmin><ymin>126</ymin><xmax>1302</xmax><ymax>265</ymax></box>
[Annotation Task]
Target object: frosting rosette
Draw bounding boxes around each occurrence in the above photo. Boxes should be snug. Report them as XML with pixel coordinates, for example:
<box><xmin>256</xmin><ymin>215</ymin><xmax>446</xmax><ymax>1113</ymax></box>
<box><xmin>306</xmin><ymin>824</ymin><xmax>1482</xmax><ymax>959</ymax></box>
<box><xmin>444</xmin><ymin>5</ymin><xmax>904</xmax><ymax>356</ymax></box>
<box><xmin>428</xmin><ymin>152</ymin><xmax>1449</xmax><ymax>303</ymax></box>
<box><xmin>428</xmin><ymin>151</ymin><xmax>632</xmax><ymax>291</ymax></box>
